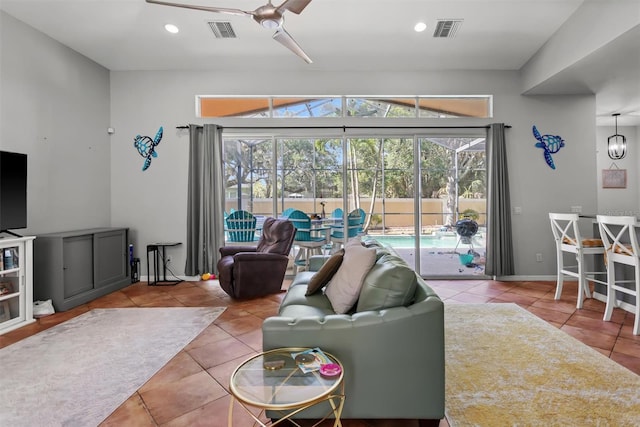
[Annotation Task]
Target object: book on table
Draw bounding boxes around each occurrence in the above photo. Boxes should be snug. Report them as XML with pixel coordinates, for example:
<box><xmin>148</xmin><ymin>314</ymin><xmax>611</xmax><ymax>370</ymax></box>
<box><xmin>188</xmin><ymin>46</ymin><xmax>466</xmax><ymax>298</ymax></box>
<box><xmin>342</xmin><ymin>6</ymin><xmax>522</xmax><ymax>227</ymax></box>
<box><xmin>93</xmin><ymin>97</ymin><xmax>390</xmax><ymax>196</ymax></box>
<box><xmin>291</xmin><ymin>348</ymin><xmax>331</xmax><ymax>374</ymax></box>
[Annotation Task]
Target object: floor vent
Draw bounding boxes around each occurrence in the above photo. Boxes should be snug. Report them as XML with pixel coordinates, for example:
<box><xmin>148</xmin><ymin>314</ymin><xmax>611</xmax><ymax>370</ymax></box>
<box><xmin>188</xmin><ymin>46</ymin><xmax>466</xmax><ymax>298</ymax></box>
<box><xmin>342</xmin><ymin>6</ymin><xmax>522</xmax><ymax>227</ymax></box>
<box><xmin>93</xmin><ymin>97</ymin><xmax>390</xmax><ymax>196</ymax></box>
<box><xmin>433</xmin><ymin>19</ymin><xmax>463</xmax><ymax>38</ymax></box>
<box><xmin>208</xmin><ymin>21</ymin><xmax>237</xmax><ymax>38</ymax></box>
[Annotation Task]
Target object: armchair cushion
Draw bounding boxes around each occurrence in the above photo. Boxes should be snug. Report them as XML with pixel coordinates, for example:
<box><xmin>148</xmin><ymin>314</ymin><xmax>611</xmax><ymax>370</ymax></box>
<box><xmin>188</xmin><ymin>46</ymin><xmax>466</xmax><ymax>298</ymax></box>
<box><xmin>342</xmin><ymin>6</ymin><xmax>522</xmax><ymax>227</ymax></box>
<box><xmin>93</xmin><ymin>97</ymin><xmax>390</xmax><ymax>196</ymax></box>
<box><xmin>305</xmin><ymin>249</ymin><xmax>344</xmax><ymax>296</ymax></box>
<box><xmin>324</xmin><ymin>243</ymin><xmax>376</xmax><ymax>314</ymax></box>
<box><xmin>257</xmin><ymin>217</ymin><xmax>296</xmax><ymax>253</ymax></box>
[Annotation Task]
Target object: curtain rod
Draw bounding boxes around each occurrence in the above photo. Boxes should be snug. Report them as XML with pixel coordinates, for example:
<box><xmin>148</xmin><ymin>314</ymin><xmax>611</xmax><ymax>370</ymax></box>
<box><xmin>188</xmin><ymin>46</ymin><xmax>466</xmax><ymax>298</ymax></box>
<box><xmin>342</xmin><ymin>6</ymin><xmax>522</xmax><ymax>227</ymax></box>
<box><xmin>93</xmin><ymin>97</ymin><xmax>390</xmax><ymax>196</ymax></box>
<box><xmin>176</xmin><ymin>124</ymin><xmax>511</xmax><ymax>130</ymax></box>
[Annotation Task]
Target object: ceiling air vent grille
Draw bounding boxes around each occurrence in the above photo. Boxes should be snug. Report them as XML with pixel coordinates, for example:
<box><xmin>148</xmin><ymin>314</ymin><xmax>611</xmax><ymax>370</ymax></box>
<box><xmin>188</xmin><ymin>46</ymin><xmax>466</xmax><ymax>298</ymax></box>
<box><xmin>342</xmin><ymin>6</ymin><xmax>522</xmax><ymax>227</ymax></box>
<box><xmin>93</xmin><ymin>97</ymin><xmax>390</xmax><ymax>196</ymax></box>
<box><xmin>433</xmin><ymin>19</ymin><xmax>463</xmax><ymax>38</ymax></box>
<box><xmin>208</xmin><ymin>21</ymin><xmax>237</xmax><ymax>38</ymax></box>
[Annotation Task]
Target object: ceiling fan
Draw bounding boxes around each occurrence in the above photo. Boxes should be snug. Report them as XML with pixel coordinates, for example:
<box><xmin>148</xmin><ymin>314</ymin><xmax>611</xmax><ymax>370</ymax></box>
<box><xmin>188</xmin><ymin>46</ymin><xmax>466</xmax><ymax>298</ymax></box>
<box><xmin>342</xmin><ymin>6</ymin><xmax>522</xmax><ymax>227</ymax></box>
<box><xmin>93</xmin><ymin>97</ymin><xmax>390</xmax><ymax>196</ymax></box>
<box><xmin>145</xmin><ymin>0</ymin><xmax>313</xmax><ymax>63</ymax></box>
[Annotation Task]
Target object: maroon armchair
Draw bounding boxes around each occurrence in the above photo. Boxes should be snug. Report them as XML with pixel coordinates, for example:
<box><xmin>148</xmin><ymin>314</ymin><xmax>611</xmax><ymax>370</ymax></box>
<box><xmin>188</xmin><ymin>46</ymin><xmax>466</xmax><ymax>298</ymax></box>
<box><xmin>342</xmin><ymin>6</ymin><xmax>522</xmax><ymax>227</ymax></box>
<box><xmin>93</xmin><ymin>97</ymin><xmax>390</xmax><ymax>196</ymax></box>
<box><xmin>217</xmin><ymin>217</ymin><xmax>296</xmax><ymax>299</ymax></box>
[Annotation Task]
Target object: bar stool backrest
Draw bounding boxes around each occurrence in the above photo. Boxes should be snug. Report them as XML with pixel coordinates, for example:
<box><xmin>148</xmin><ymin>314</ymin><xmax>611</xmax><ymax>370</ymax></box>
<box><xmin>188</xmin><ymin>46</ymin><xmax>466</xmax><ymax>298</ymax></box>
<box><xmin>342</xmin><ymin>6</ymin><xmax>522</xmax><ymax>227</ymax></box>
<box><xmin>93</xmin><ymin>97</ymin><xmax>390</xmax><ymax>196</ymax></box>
<box><xmin>549</xmin><ymin>213</ymin><xmax>583</xmax><ymax>250</ymax></box>
<box><xmin>597</xmin><ymin>215</ymin><xmax>640</xmax><ymax>259</ymax></box>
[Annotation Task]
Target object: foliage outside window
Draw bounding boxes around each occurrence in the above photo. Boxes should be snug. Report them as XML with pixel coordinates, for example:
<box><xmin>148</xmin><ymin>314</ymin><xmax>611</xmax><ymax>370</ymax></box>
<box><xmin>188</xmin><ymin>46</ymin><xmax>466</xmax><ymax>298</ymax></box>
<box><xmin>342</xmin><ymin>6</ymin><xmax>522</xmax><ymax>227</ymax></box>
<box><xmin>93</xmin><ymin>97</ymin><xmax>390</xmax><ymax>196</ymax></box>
<box><xmin>223</xmin><ymin>136</ymin><xmax>486</xmax><ymax>228</ymax></box>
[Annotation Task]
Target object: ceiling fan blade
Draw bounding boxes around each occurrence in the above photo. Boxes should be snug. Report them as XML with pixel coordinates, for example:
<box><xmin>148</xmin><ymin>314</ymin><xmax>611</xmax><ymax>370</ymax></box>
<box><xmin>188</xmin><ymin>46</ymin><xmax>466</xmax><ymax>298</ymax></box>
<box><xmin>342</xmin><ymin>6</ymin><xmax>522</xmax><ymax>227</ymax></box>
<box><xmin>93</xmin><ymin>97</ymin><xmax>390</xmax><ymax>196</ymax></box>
<box><xmin>276</xmin><ymin>0</ymin><xmax>313</xmax><ymax>15</ymax></box>
<box><xmin>273</xmin><ymin>27</ymin><xmax>312</xmax><ymax>63</ymax></box>
<box><xmin>145</xmin><ymin>0</ymin><xmax>250</xmax><ymax>17</ymax></box>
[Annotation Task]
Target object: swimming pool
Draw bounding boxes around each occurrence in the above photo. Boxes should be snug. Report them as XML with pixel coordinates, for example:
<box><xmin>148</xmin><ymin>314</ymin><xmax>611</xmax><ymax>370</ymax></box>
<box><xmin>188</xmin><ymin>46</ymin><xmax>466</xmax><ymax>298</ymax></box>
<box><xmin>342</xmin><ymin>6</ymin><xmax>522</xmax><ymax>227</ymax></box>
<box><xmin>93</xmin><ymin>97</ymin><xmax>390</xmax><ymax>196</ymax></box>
<box><xmin>372</xmin><ymin>234</ymin><xmax>455</xmax><ymax>248</ymax></box>
<box><xmin>371</xmin><ymin>234</ymin><xmax>483</xmax><ymax>249</ymax></box>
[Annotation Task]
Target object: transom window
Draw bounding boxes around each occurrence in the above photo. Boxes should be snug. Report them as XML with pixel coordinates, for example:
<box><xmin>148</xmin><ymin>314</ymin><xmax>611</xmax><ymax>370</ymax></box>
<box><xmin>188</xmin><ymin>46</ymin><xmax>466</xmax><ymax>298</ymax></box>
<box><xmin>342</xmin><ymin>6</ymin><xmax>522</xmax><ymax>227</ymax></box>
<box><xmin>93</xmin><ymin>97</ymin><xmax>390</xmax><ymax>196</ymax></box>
<box><xmin>198</xmin><ymin>96</ymin><xmax>492</xmax><ymax>119</ymax></box>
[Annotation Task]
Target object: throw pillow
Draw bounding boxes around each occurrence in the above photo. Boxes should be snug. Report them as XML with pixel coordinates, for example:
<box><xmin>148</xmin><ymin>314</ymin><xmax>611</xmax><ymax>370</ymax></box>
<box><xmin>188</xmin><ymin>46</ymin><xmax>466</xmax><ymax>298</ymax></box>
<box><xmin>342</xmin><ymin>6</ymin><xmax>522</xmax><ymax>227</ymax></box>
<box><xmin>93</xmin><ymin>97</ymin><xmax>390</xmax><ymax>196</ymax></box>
<box><xmin>345</xmin><ymin>235</ymin><xmax>363</xmax><ymax>248</ymax></box>
<box><xmin>305</xmin><ymin>250</ymin><xmax>345</xmax><ymax>296</ymax></box>
<box><xmin>325</xmin><ymin>243</ymin><xmax>376</xmax><ymax>314</ymax></box>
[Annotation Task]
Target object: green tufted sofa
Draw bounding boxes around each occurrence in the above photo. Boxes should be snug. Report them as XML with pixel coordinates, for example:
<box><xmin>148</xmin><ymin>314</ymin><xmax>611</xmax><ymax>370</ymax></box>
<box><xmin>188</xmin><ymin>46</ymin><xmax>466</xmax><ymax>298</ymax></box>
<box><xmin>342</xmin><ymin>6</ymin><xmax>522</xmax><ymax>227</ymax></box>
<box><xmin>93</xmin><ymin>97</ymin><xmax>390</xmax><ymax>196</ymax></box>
<box><xmin>262</xmin><ymin>240</ymin><xmax>445</xmax><ymax>422</ymax></box>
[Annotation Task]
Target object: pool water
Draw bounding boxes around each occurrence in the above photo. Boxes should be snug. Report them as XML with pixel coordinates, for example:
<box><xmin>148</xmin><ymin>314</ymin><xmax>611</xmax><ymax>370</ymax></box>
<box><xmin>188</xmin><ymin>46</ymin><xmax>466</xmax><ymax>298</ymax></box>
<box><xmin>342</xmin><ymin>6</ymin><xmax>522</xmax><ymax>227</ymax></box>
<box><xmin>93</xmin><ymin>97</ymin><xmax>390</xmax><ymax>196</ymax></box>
<box><xmin>371</xmin><ymin>234</ymin><xmax>483</xmax><ymax>249</ymax></box>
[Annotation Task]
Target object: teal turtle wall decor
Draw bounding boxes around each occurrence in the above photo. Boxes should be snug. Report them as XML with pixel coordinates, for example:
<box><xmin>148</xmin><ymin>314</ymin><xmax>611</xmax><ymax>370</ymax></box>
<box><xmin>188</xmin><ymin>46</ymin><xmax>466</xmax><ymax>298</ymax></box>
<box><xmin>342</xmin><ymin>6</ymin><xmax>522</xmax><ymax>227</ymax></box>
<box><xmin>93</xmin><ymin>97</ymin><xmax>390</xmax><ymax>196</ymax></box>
<box><xmin>533</xmin><ymin>125</ymin><xmax>564</xmax><ymax>169</ymax></box>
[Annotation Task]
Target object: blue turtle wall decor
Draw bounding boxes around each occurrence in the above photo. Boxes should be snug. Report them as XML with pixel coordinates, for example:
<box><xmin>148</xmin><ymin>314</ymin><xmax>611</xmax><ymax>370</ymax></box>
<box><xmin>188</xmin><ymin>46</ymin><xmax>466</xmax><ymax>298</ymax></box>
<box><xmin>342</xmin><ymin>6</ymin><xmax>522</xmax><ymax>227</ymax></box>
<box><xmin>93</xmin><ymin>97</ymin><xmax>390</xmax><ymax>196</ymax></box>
<box><xmin>134</xmin><ymin>126</ymin><xmax>163</xmax><ymax>171</ymax></box>
<box><xmin>533</xmin><ymin>125</ymin><xmax>564</xmax><ymax>169</ymax></box>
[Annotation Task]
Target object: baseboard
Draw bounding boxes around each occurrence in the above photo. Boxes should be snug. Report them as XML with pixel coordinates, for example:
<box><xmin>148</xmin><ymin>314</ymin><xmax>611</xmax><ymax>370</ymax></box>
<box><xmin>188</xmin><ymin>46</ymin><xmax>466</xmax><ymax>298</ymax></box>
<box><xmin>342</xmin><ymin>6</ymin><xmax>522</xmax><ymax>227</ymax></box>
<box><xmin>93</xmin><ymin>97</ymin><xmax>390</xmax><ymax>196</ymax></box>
<box><xmin>139</xmin><ymin>275</ymin><xmax>198</xmax><ymax>283</ymax></box>
<box><xmin>495</xmin><ymin>275</ymin><xmax>557</xmax><ymax>281</ymax></box>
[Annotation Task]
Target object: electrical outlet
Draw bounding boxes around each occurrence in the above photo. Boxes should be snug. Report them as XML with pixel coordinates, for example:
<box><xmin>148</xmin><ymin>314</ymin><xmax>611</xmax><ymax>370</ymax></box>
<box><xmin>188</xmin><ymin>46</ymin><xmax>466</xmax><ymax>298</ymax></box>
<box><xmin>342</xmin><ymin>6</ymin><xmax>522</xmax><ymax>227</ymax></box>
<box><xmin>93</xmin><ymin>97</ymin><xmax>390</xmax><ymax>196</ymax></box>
<box><xmin>570</xmin><ymin>206</ymin><xmax>582</xmax><ymax>213</ymax></box>
<box><xmin>166</xmin><ymin>255</ymin><xmax>172</xmax><ymax>264</ymax></box>
<box><xmin>513</xmin><ymin>206</ymin><xmax>522</xmax><ymax>215</ymax></box>
<box><xmin>536</xmin><ymin>253</ymin><xmax>543</xmax><ymax>262</ymax></box>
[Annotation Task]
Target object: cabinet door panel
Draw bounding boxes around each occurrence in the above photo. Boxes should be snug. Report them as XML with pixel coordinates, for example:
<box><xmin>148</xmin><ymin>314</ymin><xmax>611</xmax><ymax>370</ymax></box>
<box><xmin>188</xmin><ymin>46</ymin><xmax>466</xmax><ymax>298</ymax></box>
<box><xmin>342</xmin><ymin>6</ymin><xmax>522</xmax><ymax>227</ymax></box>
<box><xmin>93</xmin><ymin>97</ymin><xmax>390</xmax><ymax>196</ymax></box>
<box><xmin>94</xmin><ymin>230</ymin><xmax>127</xmax><ymax>289</ymax></box>
<box><xmin>63</xmin><ymin>235</ymin><xmax>94</xmax><ymax>298</ymax></box>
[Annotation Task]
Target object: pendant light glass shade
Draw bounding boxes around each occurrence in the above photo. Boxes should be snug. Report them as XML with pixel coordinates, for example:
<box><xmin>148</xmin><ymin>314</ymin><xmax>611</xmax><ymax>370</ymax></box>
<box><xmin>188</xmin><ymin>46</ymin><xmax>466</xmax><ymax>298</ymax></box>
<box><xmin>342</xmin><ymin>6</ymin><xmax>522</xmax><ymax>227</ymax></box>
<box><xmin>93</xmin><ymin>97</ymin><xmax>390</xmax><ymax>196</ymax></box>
<box><xmin>608</xmin><ymin>113</ymin><xmax>627</xmax><ymax>160</ymax></box>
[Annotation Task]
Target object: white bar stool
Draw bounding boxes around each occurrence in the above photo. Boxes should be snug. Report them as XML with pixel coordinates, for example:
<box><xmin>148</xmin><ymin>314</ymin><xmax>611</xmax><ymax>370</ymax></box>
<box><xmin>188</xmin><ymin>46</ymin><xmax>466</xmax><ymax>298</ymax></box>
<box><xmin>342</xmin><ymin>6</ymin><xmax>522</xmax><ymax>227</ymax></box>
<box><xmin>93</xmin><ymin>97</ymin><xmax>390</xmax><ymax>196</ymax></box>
<box><xmin>597</xmin><ymin>215</ymin><xmax>640</xmax><ymax>335</ymax></box>
<box><xmin>549</xmin><ymin>213</ymin><xmax>607</xmax><ymax>309</ymax></box>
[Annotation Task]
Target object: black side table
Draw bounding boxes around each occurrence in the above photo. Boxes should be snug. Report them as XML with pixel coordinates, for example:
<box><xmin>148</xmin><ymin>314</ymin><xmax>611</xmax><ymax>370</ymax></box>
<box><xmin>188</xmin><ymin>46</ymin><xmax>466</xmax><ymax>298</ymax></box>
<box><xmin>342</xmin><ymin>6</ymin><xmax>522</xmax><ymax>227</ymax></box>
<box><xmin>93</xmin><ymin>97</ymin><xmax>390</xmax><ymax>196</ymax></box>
<box><xmin>147</xmin><ymin>242</ymin><xmax>182</xmax><ymax>286</ymax></box>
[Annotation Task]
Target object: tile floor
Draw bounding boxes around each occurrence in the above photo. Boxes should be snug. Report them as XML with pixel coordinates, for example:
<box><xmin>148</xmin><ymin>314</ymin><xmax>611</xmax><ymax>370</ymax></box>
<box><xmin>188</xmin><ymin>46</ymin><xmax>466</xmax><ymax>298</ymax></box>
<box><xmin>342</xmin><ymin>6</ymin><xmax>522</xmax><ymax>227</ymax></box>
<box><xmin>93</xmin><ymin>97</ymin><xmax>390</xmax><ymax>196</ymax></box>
<box><xmin>1</xmin><ymin>278</ymin><xmax>639</xmax><ymax>426</ymax></box>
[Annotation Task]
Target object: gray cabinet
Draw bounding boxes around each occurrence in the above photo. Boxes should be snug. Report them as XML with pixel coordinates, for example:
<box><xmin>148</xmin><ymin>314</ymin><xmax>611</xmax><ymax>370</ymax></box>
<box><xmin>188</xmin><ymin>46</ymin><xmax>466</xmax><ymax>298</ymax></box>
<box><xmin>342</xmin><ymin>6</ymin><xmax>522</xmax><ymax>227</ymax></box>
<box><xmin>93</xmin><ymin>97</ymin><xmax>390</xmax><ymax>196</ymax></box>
<box><xmin>33</xmin><ymin>228</ymin><xmax>129</xmax><ymax>311</ymax></box>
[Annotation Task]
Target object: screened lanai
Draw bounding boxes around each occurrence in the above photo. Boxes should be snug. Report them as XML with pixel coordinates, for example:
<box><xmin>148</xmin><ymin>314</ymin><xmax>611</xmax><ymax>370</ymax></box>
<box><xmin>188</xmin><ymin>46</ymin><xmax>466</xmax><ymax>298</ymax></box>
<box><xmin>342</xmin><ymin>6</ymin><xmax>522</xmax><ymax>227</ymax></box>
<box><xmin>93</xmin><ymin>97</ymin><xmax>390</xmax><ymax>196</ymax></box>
<box><xmin>222</xmin><ymin>136</ymin><xmax>486</xmax><ymax>277</ymax></box>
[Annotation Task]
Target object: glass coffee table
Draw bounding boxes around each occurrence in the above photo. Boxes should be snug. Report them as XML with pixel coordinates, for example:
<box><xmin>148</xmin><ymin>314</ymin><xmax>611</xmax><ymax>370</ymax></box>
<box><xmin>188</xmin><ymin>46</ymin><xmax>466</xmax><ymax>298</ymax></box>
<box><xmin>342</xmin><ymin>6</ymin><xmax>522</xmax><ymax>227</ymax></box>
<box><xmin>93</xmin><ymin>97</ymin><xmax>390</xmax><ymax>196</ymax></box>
<box><xmin>228</xmin><ymin>347</ymin><xmax>345</xmax><ymax>426</ymax></box>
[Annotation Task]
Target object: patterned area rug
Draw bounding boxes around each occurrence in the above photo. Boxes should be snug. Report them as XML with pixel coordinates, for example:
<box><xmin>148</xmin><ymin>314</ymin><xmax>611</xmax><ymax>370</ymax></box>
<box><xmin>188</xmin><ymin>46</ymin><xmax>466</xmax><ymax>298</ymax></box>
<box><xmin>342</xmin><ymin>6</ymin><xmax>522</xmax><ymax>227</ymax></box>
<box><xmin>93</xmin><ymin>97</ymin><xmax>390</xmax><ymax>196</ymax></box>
<box><xmin>0</xmin><ymin>307</ymin><xmax>224</xmax><ymax>427</ymax></box>
<box><xmin>445</xmin><ymin>303</ymin><xmax>640</xmax><ymax>426</ymax></box>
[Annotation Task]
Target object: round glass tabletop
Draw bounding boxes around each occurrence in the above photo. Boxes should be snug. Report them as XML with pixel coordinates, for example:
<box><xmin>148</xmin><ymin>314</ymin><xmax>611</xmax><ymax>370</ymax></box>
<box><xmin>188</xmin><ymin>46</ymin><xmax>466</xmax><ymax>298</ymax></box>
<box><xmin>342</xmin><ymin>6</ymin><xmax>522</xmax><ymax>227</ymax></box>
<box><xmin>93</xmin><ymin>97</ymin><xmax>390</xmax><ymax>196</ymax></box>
<box><xmin>229</xmin><ymin>347</ymin><xmax>344</xmax><ymax>410</ymax></box>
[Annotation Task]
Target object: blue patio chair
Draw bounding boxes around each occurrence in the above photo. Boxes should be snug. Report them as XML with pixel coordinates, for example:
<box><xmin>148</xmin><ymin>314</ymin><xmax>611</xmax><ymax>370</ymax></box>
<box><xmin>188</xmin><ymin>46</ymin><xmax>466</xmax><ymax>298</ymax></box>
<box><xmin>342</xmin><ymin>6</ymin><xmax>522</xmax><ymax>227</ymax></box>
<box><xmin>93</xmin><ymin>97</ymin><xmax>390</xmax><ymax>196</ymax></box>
<box><xmin>281</xmin><ymin>207</ymin><xmax>295</xmax><ymax>218</ymax></box>
<box><xmin>225</xmin><ymin>210</ymin><xmax>258</xmax><ymax>243</ymax></box>
<box><xmin>287</xmin><ymin>209</ymin><xmax>327</xmax><ymax>273</ymax></box>
<box><xmin>355</xmin><ymin>208</ymin><xmax>366</xmax><ymax>233</ymax></box>
<box><xmin>329</xmin><ymin>209</ymin><xmax>363</xmax><ymax>251</ymax></box>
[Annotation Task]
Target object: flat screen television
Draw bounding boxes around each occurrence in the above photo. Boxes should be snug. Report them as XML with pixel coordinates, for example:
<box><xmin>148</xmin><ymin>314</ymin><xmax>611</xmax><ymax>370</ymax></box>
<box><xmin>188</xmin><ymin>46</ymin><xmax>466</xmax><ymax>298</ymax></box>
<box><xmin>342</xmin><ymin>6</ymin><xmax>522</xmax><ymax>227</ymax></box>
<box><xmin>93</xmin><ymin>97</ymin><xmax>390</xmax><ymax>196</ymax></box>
<box><xmin>0</xmin><ymin>151</ymin><xmax>27</xmax><ymax>233</ymax></box>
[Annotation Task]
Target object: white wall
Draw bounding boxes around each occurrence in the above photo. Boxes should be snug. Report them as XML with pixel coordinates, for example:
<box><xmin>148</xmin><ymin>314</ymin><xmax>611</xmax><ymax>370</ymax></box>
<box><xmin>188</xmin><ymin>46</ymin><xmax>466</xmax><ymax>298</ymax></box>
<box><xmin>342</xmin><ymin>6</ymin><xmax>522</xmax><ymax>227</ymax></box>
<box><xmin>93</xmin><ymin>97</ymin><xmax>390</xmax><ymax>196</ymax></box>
<box><xmin>0</xmin><ymin>12</ymin><xmax>112</xmax><ymax>234</ymax></box>
<box><xmin>109</xmin><ymin>69</ymin><xmax>599</xmax><ymax>278</ymax></box>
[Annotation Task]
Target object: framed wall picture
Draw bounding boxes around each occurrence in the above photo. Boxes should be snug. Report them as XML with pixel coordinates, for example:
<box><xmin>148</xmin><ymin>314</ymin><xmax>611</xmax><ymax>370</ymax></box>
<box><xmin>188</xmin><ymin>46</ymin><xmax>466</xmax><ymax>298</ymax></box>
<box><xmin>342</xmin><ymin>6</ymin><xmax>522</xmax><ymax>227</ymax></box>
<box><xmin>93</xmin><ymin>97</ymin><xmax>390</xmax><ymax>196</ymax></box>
<box><xmin>602</xmin><ymin>169</ymin><xmax>627</xmax><ymax>189</ymax></box>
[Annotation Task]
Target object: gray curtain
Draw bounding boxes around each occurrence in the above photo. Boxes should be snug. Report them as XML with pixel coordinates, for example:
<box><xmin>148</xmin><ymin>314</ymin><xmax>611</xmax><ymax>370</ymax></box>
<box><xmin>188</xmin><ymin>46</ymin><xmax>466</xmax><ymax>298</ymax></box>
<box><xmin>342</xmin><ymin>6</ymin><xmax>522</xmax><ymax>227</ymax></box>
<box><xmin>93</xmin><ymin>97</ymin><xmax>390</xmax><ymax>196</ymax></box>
<box><xmin>185</xmin><ymin>124</ymin><xmax>226</xmax><ymax>276</ymax></box>
<box><xmin>485</xmin><ymin>123</ymin><xmax>514</xmax><ymax>276</ymax></box>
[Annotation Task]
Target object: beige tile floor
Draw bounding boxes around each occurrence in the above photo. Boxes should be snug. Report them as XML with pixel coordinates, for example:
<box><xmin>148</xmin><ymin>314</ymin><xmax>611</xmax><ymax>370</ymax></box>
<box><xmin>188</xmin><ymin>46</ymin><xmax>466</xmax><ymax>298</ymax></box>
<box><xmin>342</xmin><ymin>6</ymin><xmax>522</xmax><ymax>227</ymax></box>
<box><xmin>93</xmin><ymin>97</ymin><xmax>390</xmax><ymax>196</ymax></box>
<box><xmin>1</xmin><ymin>278</ymin><xmax>639</xmax><ymax>426</ymax></box>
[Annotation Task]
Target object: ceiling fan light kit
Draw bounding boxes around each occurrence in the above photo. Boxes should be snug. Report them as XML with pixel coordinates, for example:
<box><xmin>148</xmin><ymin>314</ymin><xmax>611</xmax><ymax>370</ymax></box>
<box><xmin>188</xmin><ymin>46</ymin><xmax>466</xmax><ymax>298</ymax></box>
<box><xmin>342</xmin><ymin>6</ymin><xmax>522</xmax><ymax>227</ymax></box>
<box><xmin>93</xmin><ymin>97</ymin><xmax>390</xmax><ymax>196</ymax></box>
<box><xmin>145</xmin><ymin>0</ymin><xmax>313</xmax><ymax>63</ymax></box>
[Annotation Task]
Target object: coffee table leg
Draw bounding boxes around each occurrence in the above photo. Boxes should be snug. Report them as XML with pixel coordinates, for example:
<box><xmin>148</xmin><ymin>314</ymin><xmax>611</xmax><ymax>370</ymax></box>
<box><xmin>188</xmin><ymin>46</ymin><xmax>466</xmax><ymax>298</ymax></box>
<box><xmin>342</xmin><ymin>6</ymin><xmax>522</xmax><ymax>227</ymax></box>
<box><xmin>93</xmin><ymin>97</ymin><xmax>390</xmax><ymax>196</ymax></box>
<box><xmin>228</xmin><ymin>395</ymin><xmax>235</xmax><ymax>427</ymax></box>
<box><xmin>329</xmin><ymin>383</ymin><xmax>345</xmax><ymax>427</ymax></box>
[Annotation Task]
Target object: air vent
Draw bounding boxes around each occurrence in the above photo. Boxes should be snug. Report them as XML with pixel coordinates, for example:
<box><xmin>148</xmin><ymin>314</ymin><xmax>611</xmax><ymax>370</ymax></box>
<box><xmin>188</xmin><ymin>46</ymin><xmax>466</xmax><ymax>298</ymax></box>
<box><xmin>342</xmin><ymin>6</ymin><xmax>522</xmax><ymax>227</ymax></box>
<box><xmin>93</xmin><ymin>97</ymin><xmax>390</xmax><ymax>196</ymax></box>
<box><xmin>208</xmin><ymin>21</ymin><xmax>236</xmax><ymax>38</ymax></box>
<box><xmin>433</xmin><ymin>19</ymin><xmax>463</xmax><ymax>38</ymax></box>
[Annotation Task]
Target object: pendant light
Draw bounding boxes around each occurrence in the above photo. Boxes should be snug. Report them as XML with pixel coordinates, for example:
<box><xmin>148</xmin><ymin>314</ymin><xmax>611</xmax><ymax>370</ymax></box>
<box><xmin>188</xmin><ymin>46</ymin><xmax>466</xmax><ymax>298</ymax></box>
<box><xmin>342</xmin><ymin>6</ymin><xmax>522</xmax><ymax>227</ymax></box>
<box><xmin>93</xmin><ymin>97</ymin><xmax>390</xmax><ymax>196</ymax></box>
<box><xmin>607</xmin><ymin>113</ymin><xmax>627</xmax><ymax>160</ymax></box>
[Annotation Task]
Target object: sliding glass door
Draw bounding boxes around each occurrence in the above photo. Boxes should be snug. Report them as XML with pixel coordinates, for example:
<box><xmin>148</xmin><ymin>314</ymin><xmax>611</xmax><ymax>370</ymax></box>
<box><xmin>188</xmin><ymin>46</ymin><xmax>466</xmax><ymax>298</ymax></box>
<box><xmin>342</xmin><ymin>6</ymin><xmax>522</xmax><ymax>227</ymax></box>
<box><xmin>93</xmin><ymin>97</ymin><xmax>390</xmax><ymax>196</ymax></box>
<box><xmin>222</xmin><ymin>132</ymin><xmax>487</xmax><ymax>278</ymax></box>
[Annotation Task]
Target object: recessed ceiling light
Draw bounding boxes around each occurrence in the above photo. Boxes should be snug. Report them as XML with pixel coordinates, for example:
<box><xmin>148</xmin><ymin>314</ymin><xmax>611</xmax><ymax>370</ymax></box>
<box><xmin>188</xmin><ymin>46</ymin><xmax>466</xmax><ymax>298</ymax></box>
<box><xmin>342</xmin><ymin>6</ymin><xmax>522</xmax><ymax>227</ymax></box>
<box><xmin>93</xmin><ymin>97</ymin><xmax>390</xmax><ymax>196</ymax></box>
<box><xmin>414</xmin><ymin>22</ymin><xmax>427</xmax><ymax>32</ymax></box>
<box><xmin>164</xmin><ymin>24</ymin><xmax>179</xmax><ymax>34</ymax></box>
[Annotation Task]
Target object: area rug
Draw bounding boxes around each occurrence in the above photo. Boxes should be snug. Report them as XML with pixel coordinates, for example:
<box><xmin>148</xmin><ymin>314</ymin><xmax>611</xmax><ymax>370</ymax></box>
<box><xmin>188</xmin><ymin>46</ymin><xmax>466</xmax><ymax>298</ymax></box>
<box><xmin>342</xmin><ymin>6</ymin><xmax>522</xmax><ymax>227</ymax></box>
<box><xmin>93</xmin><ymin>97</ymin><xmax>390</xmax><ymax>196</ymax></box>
<box><xmin>445</xmin><ymin>303</ymin><xmax>640</xmax><ymax>426</ymax></box>
<box><xmin>0</xmin><ymin>307</ymin><xmax>224</xmax><ymax>427</ymax></box>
